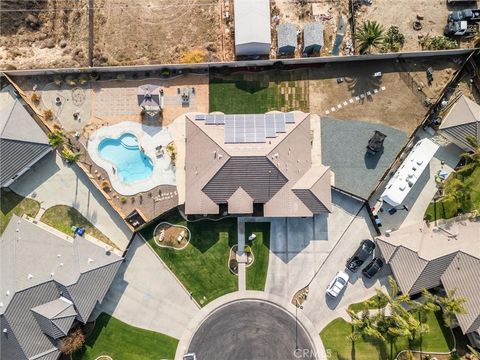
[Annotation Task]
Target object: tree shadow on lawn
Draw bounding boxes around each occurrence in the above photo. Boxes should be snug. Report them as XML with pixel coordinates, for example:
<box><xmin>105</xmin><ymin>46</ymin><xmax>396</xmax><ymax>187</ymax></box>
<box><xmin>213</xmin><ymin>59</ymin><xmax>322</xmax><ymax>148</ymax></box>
<box><xmin>0</xmin><ymin>189</ymin><xmax>25</xmax><ymax>215</ymax></box>
<box><xmin>73</xmin><ymin>313</ymin><xmax>112</xmax><ymax>359</ymax></box>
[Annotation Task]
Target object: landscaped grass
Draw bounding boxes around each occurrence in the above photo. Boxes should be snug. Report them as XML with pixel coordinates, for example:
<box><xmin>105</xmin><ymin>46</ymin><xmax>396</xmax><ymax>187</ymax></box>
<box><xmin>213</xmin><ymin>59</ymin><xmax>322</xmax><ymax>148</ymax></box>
<box><xmin>73</xmin><ymin>313</ymin><xmax>178</xmax><ymax>360</ymax></box>
<box><xmin>140</xmin><ymin>209</ymin><xmax>238</xmax><ymax>306</ymax></box>
<box><xmin>425</xmin><ymin>164</ymin><xmax>480</xmax><ymax>221</ymax></box>
<box><xmin>245</xmin><ymin>222</ymin><xmax>270</xmax><ymax>291</ymax></box>
<box><xmin>348</xmin><ymin>293</ymin><xmax>389</xmax><ymax>313</ymax></box>
<box><xmin>209</xmin><ymin>71</ymin><xmax>309</xmax><ymax>114</ymax></box>
<box><xmin>0</xmin><ymin>189</ymin><xmax>40</xmax><ymax>234</ymax></box>
<box><xmin>40</xmin><ymin>205</ymin><xmax>117</xmax><ymax>249</ymax></box>
<box><xmin>320</xmin><ymin>312</ymin><xmax>454</xmax><ymax>360</ymax></box>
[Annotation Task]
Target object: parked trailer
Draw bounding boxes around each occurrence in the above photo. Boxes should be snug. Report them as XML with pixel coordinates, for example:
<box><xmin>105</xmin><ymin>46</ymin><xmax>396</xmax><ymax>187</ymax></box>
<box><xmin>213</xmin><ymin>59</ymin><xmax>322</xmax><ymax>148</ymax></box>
<box><xmin>448</xmin><ymin>9</ymin><xmax>480</xmax><ymax>22</ymax></box>
<box><xmin>447</xmin><ymin>0</ymin><xmax>476</xmax><ymax>4</ymax></box>
<box><xmin>444</xmin><ymin>20</ymin><xmax>478</xmax><ymax>36</ymax></box>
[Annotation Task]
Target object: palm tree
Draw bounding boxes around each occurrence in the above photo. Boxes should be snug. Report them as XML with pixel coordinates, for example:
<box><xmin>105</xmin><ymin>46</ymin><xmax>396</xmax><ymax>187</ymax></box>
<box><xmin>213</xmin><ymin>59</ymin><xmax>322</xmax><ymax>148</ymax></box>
<box><xmin>467</xmin><ymin>345</ymin><xmax>480</xmax><ymax>359</ymax></box>
<box><xmin>437</xmin><ymin>288</ymin><xmax>467</xmax><ymax>327</ymax></box>
<box><xmin>461</xmin><ymin>135</ymin><xmax>480</xmax><ymax>165</ymax></box>
<box><xmin>355</xmin><ymin>20</ymin><xmax>385</xmax><ymax>54</ymax></box>
<box><xmin>61</xmin><ymin>148</ymin><xmax>82</xmax><ymax>164</ymax></box>
<box><xmin>48</xmin><ymin>130</ymin><xmax>65</xmax><ymax>149</ymax></box>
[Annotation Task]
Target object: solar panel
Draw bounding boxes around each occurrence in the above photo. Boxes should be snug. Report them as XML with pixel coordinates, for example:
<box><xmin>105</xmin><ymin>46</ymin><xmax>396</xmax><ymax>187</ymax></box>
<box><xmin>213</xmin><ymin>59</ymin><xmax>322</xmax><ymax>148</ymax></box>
<box><xmin>274</xmin><ymin>113</ymin><xmax>286</xmax><ymax>133</ymax></box>
<box><xmin>285</xmin><ymin>112</ymin><xmax>295</xmax><ymax>124</ymax></box>
<box><xmin>205</xmin><ymin>115</ymin><xmax>215</xmax><ymax>124</ymax></box>
<box><xmin>195</xmin><ymin>114</ymin><xmax>206</xmax><ymax>121</ymax></box>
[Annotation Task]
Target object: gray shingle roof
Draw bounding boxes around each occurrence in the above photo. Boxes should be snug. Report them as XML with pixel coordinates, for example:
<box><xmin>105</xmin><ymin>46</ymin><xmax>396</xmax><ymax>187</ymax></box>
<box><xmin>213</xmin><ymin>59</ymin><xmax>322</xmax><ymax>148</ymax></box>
<box><xmin>0</xmin><ymin>215</ymin><xmax>123</xmax><ymax>359</ymax></box>
<box><xmin>0</xmin><ymin>100</ymin><xmax>50</xmax><ymax>186</ymax></box>
<box><xmin>277</xmin><ymin>23</ymin><xmax>297</xmax><ymax>53</ymax></box>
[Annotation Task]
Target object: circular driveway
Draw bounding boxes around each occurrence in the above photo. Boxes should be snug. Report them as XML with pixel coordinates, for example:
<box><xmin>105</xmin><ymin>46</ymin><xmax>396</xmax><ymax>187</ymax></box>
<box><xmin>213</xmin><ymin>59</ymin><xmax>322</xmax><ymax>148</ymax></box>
<box><xmin>188</xmin><ymin>300</ymin><xmax>316</xmax><ymax>360</ymax></box>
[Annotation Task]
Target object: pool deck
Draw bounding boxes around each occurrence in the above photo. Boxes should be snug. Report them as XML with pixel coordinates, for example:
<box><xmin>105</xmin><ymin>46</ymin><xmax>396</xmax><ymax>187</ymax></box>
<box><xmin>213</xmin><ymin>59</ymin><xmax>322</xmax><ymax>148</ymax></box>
<box><xmin>87</xmin><ymin>121</ymin><xmax>176</xmax><ymax>195</ymax></box>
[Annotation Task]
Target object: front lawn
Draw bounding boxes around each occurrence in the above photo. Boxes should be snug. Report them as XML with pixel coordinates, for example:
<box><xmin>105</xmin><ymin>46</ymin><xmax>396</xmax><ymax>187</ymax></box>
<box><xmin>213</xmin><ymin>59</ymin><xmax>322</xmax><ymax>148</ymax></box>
<box><xmin>0</xmin><ymin>189</ymin><xmax>40</xmax><ymax>234</ymax></box>
<box><xmin>425</xmin><ymin>164</ymin><xmax>480</xmax><ymax>221</ymax></box>
<box><xmin>245</xmin><ymin>222</ymin><xmax>270</xmax><ymax>291</ymax></box>
<box><xmin>140</xmin><ymin>209</ymin><xmax>238</xmax><ymax>306</ymax></box>
<box><xmin>320</xmin><ymin>312</ymin><xmax>454</xmax><ymax>360</ymax></box>
<box><xmin>209</xmin><ymin>70</ymin><xmax>309</xmax><ymax>114</ymax></box>
<box><xmin>40</xmin><ymin>205</ymin><xmax>117</xmax><ymax>249</ymax></box>
<box><xmin>73</xmin><ymin>313</ymin><xmax>178</xmax><ymax>360</ymax></box>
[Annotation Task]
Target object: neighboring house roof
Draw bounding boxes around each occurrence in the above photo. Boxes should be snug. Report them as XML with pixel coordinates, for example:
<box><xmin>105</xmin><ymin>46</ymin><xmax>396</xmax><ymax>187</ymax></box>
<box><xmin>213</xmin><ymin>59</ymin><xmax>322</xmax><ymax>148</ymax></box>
<box><xmin>234</xmin><ymin>0</ymin><xmax>271</xmax><ymax>46</ymax></box>
<box><xmin>303</xmin><ymin>22</ymin><xmax>324</xmax><ymax>51</ymax></box>
<box><xmin>185</xmin><ymin>112</ymin><xmax>332</xmax><ymax>217</ymax></box>
<box><xmin>0</xmin><ymin>100</ymin><xmax>51</xmax><ymax>186</ymax></box>
<box><xmin>0</xmin><ymin>215</ymin><xmax>123</xmax><ymax>360</ymax></box>
<box><xmin>277</xmin><ymin>23</ymin><xmax>297</xmax><ymax>52</ymax></box>
<box><xmin>439</xmin><ymin>95</ymin><xmax>480</xmax><ymax>151</ymax></box>
<box><xmin>376</xmin><ymin>217</ymin><xmax>480</xmax><ymax>335</ymax></box>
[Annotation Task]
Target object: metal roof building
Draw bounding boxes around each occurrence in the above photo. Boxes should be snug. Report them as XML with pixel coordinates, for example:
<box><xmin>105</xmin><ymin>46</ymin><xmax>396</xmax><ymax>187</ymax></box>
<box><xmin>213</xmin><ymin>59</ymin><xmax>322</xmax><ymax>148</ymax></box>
<box><xmin>303</xmin><ymin>22</ymin><xmax>324</xmax><ymax>55</ymax></box>
<box><xmin>376</xmin><ymin>217</ymin><xmax>480</xmax><ymax>347</ymax></box>
<box><xmin>277</xmin><ymin>23</ymin><xmax>297</xmax><ymax>55</ymax></box>
<box><xmin>439</xmin><ymin>95</ymin><xmax>480</xmax><ymax>152</ymax></box>
<box><xmin>185</xmin><ymin>112</ymin><xmax>332</xmax><ymax>217</ymax></box>
<box><xmin>234</xmin><ymin>0</ymin><xmax>271</xmax><ymax>56</ymax></box>
<box><xmin>0</xmin><ymin>215</ymin><xmax>123</xmax><ymax>360</ymax></box>
<box><xmin>0</xmin><ymin>99</ymin><xmax>51</xmax><ymax>187</ymax></box>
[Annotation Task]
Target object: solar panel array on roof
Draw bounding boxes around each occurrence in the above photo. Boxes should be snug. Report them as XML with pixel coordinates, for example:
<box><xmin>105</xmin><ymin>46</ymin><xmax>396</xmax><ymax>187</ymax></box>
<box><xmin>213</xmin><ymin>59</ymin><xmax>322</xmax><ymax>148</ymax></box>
<box><xmin>195</xmin><ymin>113</ymin><xmax>296</xmax><ymax>143</ymax></box>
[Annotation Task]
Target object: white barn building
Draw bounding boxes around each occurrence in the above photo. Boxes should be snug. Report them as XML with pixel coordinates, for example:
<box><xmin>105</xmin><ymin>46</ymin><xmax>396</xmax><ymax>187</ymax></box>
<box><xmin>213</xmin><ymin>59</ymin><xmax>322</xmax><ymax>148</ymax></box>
<box><xmin>234</xmin><ymin>0</ymin><xmax>271</xmax><ymax>56</ymax></box>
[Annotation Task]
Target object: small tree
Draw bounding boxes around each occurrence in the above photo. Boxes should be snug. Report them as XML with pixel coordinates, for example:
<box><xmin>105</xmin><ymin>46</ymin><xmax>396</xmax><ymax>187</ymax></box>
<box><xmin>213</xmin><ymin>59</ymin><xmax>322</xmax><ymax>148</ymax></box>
<box><xmin>180</xmin><ymin>49</ymin><xmax>206</xmax><ymax>64</ymax></box>
<box><xmin>59</xmin><ymin>328</ymin><xmax>85</xmax><ymax>355</ymax></box>
<box><xmin>355</xmin><ymin>20</ymin><xmax>385</xmax><ymax>54</ymax></box>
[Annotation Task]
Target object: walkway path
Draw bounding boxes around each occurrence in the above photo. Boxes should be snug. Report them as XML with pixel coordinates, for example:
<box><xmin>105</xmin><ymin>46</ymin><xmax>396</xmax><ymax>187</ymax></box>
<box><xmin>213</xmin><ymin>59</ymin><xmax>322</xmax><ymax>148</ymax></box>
<box><xmin>236</xmin><ymin>218</ymin><xmax>246</xmax><ymax>291</ymax></box>
<box><xmin>99</xmin><ymin>235</ymin><xmax>199</xmax><ymax>339</ymax></box>
<box><xmin>10</xmin><ymin>152</ymin><xmax>132</xmax><ymax>250</ymax></box>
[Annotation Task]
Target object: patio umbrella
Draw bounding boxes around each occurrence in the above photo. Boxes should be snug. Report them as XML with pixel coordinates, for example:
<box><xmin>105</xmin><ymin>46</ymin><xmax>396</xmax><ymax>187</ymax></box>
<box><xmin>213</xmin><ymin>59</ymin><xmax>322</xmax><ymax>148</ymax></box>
<box><xmin>137</xmin><ymin>84</ymin><xmax>161</xmax><ymax>107</ymax></box>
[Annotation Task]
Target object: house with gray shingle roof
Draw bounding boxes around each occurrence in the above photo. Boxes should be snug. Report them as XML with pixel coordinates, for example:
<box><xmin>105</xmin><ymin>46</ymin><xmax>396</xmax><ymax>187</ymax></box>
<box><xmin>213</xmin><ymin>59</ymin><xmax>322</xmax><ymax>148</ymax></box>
<box><xmin>0</xmin><ymin>99</ymin><xmax>51</xmax><ymax>187</ymax></box>
<box><xmin>439</xmin><ymin>95</ymin><xmax>480</xmax><ymax>152</ymax></box>
<box><xmin>375</xmin><ymin>217</ymin><xmax>480</xmax><ymax>347</ymax></box>
<box><xmin>0</xmin><ymin>215</ymin><xmax>123</xmax><ymax>360</ymax></box>
<box><xmin>185</xmin><ymin>112</ymin><xmax>332</xmax><ymax>217</ymax></box>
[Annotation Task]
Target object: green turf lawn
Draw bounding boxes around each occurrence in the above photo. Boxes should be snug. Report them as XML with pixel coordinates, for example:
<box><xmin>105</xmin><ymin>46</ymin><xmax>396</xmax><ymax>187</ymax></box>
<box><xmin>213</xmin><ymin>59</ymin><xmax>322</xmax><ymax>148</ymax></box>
<box><xmin>0</xmin><ymin>189</ymin><xmax>40</xmax><ymax>234</ymax></box>
<box><xmin>209</xmin><ymin>71</ymin><xmax>309</xmax><ymax>114</ymax></box>
<box><xmin>425</xmin><ymin>164</ymin><xmax>480</xmax><ymax>221</ymax></box>
<box><xmin>348</xmin><ymin>293</ymin><xmax>389</xmax><ymax>313</ymax></box>
<box><xmin>320</xmin><ymin>312</ymin><xmax>454</xmax><ymax>360</ymax></box>
<box><xmin>73</xmin><ymin>313</ymin><xmax>178</xmax><ymax>360</ymax></box>
<box><xmin>140</xmin><ymin>209</ymin><xmax>238</xmax><ymax>306</ymax></box>
<box><xmin>40</xmin><ymin>205</ymin><xmax>117</xmax><ymax>249</ymax></box>
<box><xmin>245</xmin><ymin>222</ymin><xmax>270</xmax><ymax>291</ymax></box>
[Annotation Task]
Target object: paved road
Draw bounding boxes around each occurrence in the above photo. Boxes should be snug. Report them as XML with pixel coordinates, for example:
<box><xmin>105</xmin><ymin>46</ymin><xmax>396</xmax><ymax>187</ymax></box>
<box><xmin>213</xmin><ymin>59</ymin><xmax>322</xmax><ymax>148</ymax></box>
<box><xmin>188</xmin><ymin>300</ymin><xmax>316</xmax><ymax>360</ymax></box>
<box><xmin>99</xmin><ymin>235</ymin><xmax>199</xmax><ymax>339</ymax></box>
<box><xmin>10</xmin><ymin>152</ymin><xmax>132</xmax><ymax>250</ymax></box>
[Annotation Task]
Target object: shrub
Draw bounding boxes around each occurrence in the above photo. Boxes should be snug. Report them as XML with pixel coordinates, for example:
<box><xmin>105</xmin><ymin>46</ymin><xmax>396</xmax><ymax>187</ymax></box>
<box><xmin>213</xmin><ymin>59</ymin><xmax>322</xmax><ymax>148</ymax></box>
<box><xmin>381</xmin><ymin>26</ymin><xmax>405</xmax><ymax>52</ymax></box>
<box><xmin>59</xmin><ymin>328</ymin><xmax>85</xmax><ymax>355</ymax></box>
<box><xmin>180</xmin><ymin>49</ymin><xmax>206</xmax><ymax>64</ymax></box>
<box><xmin>89</xmin><ymin>71</ymin><xmax>99</xmax><ymax>81</ymax></box>
<box><xmin>160</xmin><ymin>68</ymin><xmax>171</xmax><ymax>76</ymax></box>
<box><xmin>419</xmin><ymin>35</ymin><xmax>458</xmax><ymax>50</ymax></box>
<box><xmin>78</xmin><ymin>75</ymin><xmax>88</xmax><ymax>85</ymax></box>
<box><xmin>120</xmin><ymin>196</ymin><xmax>127</xmax><ymax>204</ymax></box>
<box><xmin>43</xmin><ymin>109</ymin><xmax>54</xmax><ymax>121</ymax></box>
<box><xmin>116</xmin><ymin>73</ymin><xmax>126</xmax><ymax>81</ymax></box>
<box><xmin>53</xmin><ymin>75</ymin><xmax>62</xmax><ymax>86</ymax></box>
<box><xmin>30</xmin><ymin>92</ymin><xmax>41</xmax><ymax>103</ymax></box>
<box><xmin>65</xmin><ymin>75</ymin><xmax>77</xmax><ymax>86</ymax></box>
<box><xmin>101</xmin><ymin>180</ymin><xmax>110</xmax><ymax>191</ymax></box>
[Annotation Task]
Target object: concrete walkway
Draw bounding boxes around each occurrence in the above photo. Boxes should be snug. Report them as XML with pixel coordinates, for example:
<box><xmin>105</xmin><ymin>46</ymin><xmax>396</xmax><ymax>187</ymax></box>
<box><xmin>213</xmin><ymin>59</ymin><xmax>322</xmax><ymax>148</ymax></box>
<box><xmin>236</xmin><ymin>219</ymin><xmax>246</xmax><ymax>291</ymax></box>
<box><xmin>99</xmin><ymin>235</ymin><xmax>199</xmax><ymax>339</ymax></box>
<box><xmin>10</xmin><ymin>152</ymin><xmax>132</xmax><ymax>250</ymax></box>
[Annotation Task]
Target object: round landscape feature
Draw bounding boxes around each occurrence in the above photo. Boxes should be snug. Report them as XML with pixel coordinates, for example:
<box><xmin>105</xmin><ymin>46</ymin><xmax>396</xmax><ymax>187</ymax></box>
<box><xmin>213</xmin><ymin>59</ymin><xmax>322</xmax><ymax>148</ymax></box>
<box><xmin>153</xmin><ymin>222</ymin><xmax>190</xmax><ymax>250</ymax></box>
<box><xmin>188</xmin><ymin>300</ymin><xmax>316</xmax><ymax>360</ymax></box>
<box><xmin>94</xmin><ymin>355</ymin><xmax>112</xmax><ymax>360</ymax></box>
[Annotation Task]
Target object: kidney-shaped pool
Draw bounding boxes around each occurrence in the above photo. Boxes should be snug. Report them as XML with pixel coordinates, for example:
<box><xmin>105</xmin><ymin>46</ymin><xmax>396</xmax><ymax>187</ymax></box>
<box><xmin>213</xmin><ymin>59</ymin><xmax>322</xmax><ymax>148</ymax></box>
<box><xmin>98</xmin><ymin>133</ymin><xmax>153</xmax><ymax>183</ymax></box>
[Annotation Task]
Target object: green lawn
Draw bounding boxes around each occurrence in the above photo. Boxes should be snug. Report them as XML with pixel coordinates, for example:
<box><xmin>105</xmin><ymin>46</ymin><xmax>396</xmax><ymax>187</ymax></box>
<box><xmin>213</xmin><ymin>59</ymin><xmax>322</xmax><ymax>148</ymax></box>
<box><xmin>425</xmin><ymin>164</ymin><xmax>480</xmax><ymax>221</ymax></box>
<box><xmin>348</xmin><ymin>293</ymin><xmax>389</xmax><ymax>313</ymax></box>
<box><xmin>245</xmin><ymin>222</ymin><xmax>270</xmax><ymax>291</ymax></box>
<box><xmin>209</xmin><ymin>71</ymin><xmax>309</xmax><ymax>114</ymax></box>
<box><xmin>40</xmin><ymin>205</ymin><xmax>117</xmax><ymax>249</ymax></box>
<box><xmin>0</xmin><ymin>189</ymin><xmax>40</xmax><ymax>234</ymax></box>
<box><xmin>73</xmin><ymin>313</ymin><xmax>178</xmax><ymax>360</ymax></box>
<box><xmin>140</xmin><ymin>209</ymin><xmax>238</xmax><ymax>306</ymax></box>
<box><xmin>320</xmin><ymin>312</ymin><xmax>454</xmax><ymax>360</ymax></box>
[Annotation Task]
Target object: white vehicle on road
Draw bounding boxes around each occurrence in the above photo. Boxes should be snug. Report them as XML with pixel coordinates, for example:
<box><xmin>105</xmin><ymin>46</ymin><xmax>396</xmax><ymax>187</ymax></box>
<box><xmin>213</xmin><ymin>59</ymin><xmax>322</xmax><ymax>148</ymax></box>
<box><xmin>326</xmin><ymin>271</ymin><xmax>350</xmax><ymax>298</ymax></box>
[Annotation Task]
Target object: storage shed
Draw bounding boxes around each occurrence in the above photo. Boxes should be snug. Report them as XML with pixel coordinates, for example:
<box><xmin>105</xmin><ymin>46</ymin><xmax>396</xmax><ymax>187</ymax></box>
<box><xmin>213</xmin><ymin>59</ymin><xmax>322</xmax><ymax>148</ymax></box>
<box><xmin>277</xmin><ymin>23</ymin><xmax>297</xmax><ymax>55</ymax></box>
<box><xmin>303</xmin><ymin>22</ymin><xmax>324</xmax><ymax>55</ymax></box>
<box><xmin>234</xmin><ymin>0</ymin><xmax>271</xmax><ymax>56</ymax></box>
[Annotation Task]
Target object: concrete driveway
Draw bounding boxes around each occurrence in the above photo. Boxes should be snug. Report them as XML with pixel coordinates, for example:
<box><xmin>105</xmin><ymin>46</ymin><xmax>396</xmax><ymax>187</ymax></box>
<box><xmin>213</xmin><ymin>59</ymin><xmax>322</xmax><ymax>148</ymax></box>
<box><xmin>10</xmin><ymin>152</ymin><xmax>132</xmax><ymax>250</ymax></box>
<box><xmin>99</xmin><ymin>235</ymin><xmax>199</xmax><ymax>339</ymax></box>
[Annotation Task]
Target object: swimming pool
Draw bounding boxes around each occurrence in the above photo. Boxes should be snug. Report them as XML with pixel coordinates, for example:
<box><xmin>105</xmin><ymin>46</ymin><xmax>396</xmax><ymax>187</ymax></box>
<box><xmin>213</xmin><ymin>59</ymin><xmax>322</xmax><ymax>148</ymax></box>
<box><xmin>98</xmin><ymin>133</ymin><xmax>154</xmax><ymax>183</ymax></box>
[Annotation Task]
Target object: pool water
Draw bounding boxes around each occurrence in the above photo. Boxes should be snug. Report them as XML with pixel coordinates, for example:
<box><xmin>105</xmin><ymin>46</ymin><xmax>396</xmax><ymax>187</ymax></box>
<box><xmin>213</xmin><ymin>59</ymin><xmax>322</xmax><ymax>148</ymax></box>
<box><xmin>98</xmin><ymin>133</ymin><xmax>154</xmax><ymax>183</ymax></box>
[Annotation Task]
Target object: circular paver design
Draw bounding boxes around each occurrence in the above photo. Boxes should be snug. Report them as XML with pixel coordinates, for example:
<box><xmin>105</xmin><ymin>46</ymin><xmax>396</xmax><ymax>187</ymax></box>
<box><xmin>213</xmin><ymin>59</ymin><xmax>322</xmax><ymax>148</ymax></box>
<box><xmin>188</xmin><ymin>300</ymin><xmax>316</xmax><ymax>360</ymax></box>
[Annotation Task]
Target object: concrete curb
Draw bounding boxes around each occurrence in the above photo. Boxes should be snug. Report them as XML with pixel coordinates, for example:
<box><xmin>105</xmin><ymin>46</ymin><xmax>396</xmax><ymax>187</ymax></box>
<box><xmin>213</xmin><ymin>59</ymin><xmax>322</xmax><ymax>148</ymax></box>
<box><xmin>175</xmin><ymin>290</ymin><xmax>328</xmax><ymax>360</ymax></box>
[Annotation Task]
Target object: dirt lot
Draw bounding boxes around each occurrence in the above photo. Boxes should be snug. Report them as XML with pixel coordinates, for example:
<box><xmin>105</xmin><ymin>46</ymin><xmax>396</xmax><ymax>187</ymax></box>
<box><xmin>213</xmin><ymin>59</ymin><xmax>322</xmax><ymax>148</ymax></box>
<box><xmin>273</xmin><ymin>0</ymin><xmax>352</xmax><ymax>56</ymax></box>
<box><xmin>355</xmin><ymin>0</ymin><xmax>478</xmax><ymax>52</ymax></box>
<box><xmin>0</xmin><ymin>0</ymin><xmax>89</xmax><ymax>69</ymax></box>
<box><xmin>0</xmin><ymin>0</ymin><xmax>223</xmax><ymax>70</ymax></box>
<box><xmin>309</xmin><ymin>58</ymin><xmax>461</xmax><ymax>134</ymax></box>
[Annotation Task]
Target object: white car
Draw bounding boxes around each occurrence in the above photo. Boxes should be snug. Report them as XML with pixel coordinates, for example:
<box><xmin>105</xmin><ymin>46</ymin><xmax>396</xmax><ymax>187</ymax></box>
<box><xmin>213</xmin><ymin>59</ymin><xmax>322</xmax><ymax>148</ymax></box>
<box><xmin>326</xmin><ymin>271</ymin><xmax>350</xmax><ymax>297</ymax></box>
